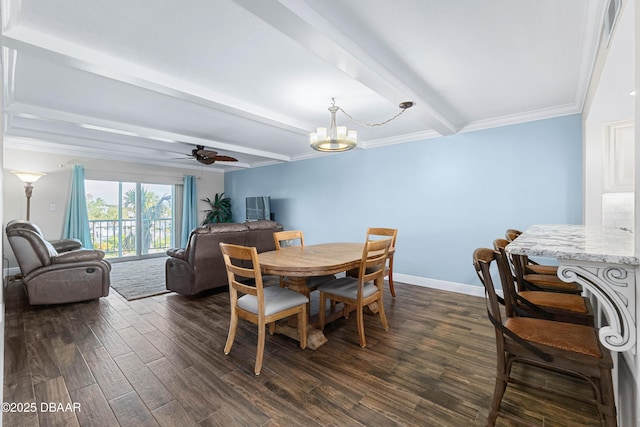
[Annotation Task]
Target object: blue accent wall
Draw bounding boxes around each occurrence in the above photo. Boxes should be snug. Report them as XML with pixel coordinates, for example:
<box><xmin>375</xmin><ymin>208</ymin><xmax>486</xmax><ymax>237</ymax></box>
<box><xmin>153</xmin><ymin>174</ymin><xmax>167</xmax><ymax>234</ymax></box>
<box><xmin>225</xmin><ymin>114</ymin><xmax>583</xmax><ymax>287</ymax></box>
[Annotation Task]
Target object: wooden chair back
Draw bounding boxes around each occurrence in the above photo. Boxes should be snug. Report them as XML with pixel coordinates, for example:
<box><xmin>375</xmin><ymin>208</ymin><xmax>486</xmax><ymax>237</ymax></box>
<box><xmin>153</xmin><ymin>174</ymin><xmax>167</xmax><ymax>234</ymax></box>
<box><xmin>366</xmin><ymin>227</ymin><xmax>397</xmax><ymax>248</ymax></box>
<box><xmin>492</xmin><ymin>240</ymin><xmax>522</xmax><ymax>318</ymax></box>
<box><xmin>359</xmin><ymin>237</ymin><xmax>393</xmax><ymax>286</ymax></box>
<box><xmin>273</xmin><ymin>230</ymin><xmax>304</xmax><ymax>250</ymax></box>
<box><xmin>493</xmin><ymin>238</ymin><xmax>519</xmax><ymax>313</ymax></box>
<box><xmin>494</xmin><ymin>237</ymin><xmax>530</xmax><ymax>292</ymax></box>
<box><xmin>220</xmin><ymin>243</ymin><xmax>264</xmax><ymax>311</ymax></box>
<box><xmin>473</xmin><ymin>248</ymin><xmax>505</xmax><ymax>330</ymax></box>
<box><xmin>505</xmin><ymin>228</ymin><xmax>522</xmax><ymax>242</ymax></box>
<box><xmin>365</xmin><ymin>227</ymin><xmax>398</xmax><ymax>296</ymax></box>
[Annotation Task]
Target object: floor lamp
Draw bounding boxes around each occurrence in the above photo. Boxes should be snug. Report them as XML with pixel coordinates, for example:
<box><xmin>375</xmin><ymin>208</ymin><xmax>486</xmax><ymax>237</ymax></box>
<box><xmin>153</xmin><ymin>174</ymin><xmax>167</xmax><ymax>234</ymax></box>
<box><xmin>11</xmin><ymin>171</ymin><xmax>46</xmax><ymax>221</ymax></box>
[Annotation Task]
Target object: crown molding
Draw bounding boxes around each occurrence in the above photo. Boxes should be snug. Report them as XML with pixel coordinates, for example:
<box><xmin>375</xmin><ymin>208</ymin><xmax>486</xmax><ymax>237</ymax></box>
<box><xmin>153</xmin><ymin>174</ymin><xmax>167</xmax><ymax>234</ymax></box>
<box><xmin>459</xmin><ymin>104</ymin><xmax>581</xmax><ymax>134</ymax></box>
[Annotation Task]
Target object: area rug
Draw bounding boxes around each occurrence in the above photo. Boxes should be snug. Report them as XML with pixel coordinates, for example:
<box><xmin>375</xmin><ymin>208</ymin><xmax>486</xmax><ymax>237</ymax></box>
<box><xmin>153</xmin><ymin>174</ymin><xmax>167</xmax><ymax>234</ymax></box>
<box><xmin>109</xmin><ymin>257</ymin><xmax>170</xmax><ymax>301</ymax></box>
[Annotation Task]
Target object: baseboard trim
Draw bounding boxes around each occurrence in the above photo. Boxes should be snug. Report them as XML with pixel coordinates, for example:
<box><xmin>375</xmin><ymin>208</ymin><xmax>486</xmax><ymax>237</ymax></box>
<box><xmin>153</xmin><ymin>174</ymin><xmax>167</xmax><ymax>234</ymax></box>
<box><xmin>394</xmin><ymin>273</ymin><xmax>486</xmax><ymax>298</ymax></box>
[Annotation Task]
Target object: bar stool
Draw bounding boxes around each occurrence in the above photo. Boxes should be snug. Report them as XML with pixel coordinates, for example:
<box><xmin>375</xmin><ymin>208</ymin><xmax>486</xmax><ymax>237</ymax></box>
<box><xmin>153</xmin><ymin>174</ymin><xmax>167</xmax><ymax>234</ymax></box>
<box><xmin>473</xmin><ymin>247</ymin><xmax>617</xmax><ymax>427</ymax></box>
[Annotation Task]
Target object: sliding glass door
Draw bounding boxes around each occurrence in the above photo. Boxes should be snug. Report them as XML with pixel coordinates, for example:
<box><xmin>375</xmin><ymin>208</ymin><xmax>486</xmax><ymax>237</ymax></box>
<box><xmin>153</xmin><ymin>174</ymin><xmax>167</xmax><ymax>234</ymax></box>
<box><xmin>85</xmin><ymin>180</ymin><xmax>174</xmax><ymax>259</ymax></box>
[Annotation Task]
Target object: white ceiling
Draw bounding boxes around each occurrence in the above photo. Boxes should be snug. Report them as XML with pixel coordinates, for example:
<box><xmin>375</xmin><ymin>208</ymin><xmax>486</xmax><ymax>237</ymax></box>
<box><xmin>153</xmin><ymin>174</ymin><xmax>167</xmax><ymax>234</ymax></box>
<box><xmin>1</xmin><ymin>0</ymin><xmax>613</xmax><ymax>171</ymax></box>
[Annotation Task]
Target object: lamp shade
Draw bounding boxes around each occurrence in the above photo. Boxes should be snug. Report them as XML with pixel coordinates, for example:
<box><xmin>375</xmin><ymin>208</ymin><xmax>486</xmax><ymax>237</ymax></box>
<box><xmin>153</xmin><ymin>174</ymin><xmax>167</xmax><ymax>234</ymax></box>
<box><xmin>309</xmin><ymin>104</ymin><xmax>357</xmax><ymax>152</ymax></box>
<box><xmin>12</xmin><ymin>171</ymin><xmax>46</xmax><ymax>183</ymax></box>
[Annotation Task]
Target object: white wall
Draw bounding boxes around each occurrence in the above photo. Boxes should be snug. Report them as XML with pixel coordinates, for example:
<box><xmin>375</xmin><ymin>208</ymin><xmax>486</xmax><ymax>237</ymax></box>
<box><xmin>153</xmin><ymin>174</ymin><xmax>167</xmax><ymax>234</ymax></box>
<box><xmin>583</xmin><ymin>0</ymin><xmax>637</xmax><ymax>425</ymax></box>
<box><xmin>3</xmin><ymin>148</ymin><xmax>225</xmax><ymax>267</ymax></box>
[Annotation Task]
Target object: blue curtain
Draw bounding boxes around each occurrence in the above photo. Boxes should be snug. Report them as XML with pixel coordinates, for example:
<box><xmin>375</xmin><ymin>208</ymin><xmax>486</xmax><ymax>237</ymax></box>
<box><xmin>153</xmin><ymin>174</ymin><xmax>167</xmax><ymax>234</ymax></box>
<box><xmin>181</xmin><ymin>175</ymin><xmax>198</xmax><ymax>246</ymax></box>
<box><xmin>63</xmin><ymin>165</ymin><xmax>93</xmax><ymax>248</ymax></box>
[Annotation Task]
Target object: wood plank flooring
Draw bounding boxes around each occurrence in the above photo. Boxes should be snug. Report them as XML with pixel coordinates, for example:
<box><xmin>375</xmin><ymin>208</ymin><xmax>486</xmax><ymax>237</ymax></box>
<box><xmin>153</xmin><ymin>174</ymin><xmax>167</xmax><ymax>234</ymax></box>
<box><xmin>3</xmin><ymin>278</ymin><xmax>602</xmax><ymax>426</ymax></box>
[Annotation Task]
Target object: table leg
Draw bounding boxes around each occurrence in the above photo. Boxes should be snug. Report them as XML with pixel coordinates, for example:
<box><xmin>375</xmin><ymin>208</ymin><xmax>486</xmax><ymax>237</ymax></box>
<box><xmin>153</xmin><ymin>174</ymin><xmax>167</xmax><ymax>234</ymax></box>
<box><xmin>279</xmin><ymin>276</ymin><xmax>329</xmax><ymax>349</ymax></box>
<box><xmin>273</xmin><ymin>323</ymin><xmax>328</xmax><ymax>350</ymax></box>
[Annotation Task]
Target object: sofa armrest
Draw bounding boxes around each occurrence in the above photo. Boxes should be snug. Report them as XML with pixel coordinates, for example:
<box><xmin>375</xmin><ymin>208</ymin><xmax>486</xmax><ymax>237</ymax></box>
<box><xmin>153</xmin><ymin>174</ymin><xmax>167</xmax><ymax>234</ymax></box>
<box><xmin>166</xmin><ymin>248</ymin><xmax>187</xmax><ymax>260</ymax></box>
<box><xmin>52</xmin><ymin>249</ymin><xmax>106</xmax><ymax>264</ymax></box>
<box><xmin>50</xmin><ymin>238</ymin><xmax>83</xmax><ymax>253</ymax></box>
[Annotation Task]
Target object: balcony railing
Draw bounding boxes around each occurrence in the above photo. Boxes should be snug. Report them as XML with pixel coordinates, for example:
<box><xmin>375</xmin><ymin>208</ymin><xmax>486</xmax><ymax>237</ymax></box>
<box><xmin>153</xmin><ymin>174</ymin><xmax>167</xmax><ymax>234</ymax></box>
<box><xmin>89</xmin><ymin>218</ymin><xmax>173</xmax><ymax>258</ymax></box>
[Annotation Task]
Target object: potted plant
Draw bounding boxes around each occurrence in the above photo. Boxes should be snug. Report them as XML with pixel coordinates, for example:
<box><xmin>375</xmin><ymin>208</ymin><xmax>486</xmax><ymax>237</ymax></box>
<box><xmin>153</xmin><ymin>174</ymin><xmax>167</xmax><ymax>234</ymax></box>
<box><xmin>202</xmin><ymin>193</ymin><xmax>233</xmax><ymax>224</ymax></box>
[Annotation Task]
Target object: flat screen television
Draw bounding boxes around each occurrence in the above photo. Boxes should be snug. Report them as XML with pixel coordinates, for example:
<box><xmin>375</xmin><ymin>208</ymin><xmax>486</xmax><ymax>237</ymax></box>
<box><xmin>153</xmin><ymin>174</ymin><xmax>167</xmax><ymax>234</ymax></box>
<box><xmin>246</xmin><ymin>196</ymin><xmax>271</xmax><ymax>221</ymax></box>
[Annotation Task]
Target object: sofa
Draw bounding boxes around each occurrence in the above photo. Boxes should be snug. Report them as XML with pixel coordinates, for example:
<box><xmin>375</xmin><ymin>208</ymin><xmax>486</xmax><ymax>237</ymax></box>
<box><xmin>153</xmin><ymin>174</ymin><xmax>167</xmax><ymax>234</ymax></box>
<box><xmin>165</xmin><ymin>220</ymin><xmax>283</xmax><ymax>295</ymax></box>
<box><xmin>6</xmin><ymin>223</ymin><xmax>111</xmax><ymax>305</ymax></box>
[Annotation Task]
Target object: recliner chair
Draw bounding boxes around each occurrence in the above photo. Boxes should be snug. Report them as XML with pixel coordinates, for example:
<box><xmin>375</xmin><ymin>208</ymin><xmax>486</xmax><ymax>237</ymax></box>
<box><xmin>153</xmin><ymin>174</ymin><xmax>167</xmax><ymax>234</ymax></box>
<box><xmin>6</xmin><ymin>225</ymin><xmax>111</xmax><ymax>305</ymax></box>
<box><xmin>6</xmin><ymin>219</ymin><xmax>83</xmax><ymax>253</ymax></box>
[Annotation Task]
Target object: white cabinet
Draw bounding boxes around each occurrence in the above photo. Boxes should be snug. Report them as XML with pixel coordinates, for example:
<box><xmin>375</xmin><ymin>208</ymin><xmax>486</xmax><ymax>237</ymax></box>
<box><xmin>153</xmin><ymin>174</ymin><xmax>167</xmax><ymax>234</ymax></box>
<box><xmin>604</xmin><ymin>120</ymin><xmax>635</xmax><ymax>192</ymax></box>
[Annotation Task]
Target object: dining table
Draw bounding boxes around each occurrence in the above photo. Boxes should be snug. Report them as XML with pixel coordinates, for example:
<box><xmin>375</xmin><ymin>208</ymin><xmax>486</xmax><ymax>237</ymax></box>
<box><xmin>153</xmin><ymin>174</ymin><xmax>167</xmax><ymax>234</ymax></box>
<box><xmin>259</xmin><ymin>242</ymin><xmax>385</xmax><ymax>350</ymax></box>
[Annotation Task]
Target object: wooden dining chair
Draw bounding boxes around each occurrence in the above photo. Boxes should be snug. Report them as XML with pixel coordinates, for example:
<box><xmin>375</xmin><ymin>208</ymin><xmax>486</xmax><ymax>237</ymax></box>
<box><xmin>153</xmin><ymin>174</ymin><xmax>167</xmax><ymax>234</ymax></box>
<box><xmin>273</xmin><ymin>230</ymin><xmax>335</xmax><ymax>310</ymax></box>
<box><xmin>494</xmin><ymin>238</ymin><xmax>582</xmax><ymax>295</ymax></box>
<box><xmin>473</xmin><ymin>248</ymin><xmax>616</xmax><ymax>427</ymax></box>
<box><xmin>505</xmin><ymin>228</ymin><xmax>558</xmax><ymax>275</ymax></box>
<box><xmin>318</xmin><ymin>238</ymin><xmax>392</xmax><ymax>348</ymax></box>
<box><xmin>220</xmin><ymin>242</ymin><xmax>309</xmax><ymax>375</ymax></box>
<box><xmin>367</xmin><ymin>228</ymin><xmax>398</xmax><ymax>297</ymax></box>
<box><xmin>493</xmin><ymin>240</ymin><xmax>594</xmax><ymax>326</ymax></box>
<box><xmin>347</xmin><ymin>227</ymin><xmax>399</xmax><ymax>297</ymax></box>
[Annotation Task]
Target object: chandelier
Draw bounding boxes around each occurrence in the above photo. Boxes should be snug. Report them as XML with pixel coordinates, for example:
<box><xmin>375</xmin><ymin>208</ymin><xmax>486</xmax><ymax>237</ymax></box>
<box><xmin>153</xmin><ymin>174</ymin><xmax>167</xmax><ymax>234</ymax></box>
<box><xmin>309</xmin><ymin>98</ymin><xmax>414</xmax><ymax>152</ymax></box>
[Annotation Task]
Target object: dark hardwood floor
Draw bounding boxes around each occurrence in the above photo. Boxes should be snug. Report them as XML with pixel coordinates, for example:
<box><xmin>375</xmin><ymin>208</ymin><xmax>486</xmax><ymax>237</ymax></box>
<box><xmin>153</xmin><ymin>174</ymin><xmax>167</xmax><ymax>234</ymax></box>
<box><xmin>3</xmin><ymin>278</ymin><xmax>601</xmax><ymax>426</ymax></box>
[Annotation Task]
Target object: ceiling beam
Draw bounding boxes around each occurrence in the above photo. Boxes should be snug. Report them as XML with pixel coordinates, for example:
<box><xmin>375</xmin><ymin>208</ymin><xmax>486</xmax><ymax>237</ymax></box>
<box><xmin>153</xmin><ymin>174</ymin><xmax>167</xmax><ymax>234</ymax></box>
<box><xmin>3</xmin><ymin>134</ymin><xmax>249</xmax><ymax>172</ymax></box>
<box><xmin>234</xmin><ymin>0</ymin><xmax>460</xmax><ymax>135</ymax></box>
<box><xmin>5</xmin><ymin>103</ymin><xmax>291</xmax><ymax>162</ymax></box>
<box><xmin>1</xmin><ymin>27</ymin><xmax>312</xmax><ymax>135</ymax></box>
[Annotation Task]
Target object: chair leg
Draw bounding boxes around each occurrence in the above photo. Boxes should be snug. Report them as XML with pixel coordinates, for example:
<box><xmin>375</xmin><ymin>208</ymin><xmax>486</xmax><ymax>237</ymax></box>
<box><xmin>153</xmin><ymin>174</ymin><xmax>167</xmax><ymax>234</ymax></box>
<box><xmin>255</xmin><ymin>319</ymin><xmax>266</xmax><ymax>375</ymax></box>
<box><xmin>487</xmin><ymin>358</ymin><xmax>512</xmax><ymax>426</ymax></box>
<box><xmin>224</xmin><ymin>312</ymin><xmax>238</xmax><ymax>355</ymax></box>
<box><xmin>357</xmin><ymin>303</ymin><xmax>366</xmax><ymax>348</ymax></box>
<box><xmin>298</xmin><ymin>305</ymin><xmax>308</xmax><ymax>349</ymax></box>
<box><xmin>378</xmin><ymin>294</ymin><xmax>389</xmax><ymax>331</ymax></box>
<box><xmin>487</xmin><ymin>376</ymin><xmax>507</xmax><ymax>426</ymax></box>
<box><xmin>344</xmin><ymin>303</ymin><xmax>352</xmax><ymax>319</ymax></box>
<box><xmin>598</xmin><ymin>366</ymin><xmax>617</xmax><ymax>427</ymax></box>
<box><xmin>388</xmin><ymin>263</ymin><xmax>396</xmax><ymax>297</ymax></box>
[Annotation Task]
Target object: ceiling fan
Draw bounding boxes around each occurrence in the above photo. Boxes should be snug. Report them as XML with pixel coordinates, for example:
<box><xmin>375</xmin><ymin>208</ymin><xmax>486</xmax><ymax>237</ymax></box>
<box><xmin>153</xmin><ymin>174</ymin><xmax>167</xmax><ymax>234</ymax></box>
<box><xmin>188</xmin><ymin>145</ymin><xmax>238</xmax><ymax>165</ymax></box>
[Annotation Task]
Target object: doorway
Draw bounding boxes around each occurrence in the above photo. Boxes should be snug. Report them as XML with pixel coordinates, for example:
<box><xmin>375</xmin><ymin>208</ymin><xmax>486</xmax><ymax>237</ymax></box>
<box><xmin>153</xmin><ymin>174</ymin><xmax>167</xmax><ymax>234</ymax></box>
<box><xmin>85</xmin><ymin>180</ymin><xmax>174</xmax><ymax>259</ymax></box>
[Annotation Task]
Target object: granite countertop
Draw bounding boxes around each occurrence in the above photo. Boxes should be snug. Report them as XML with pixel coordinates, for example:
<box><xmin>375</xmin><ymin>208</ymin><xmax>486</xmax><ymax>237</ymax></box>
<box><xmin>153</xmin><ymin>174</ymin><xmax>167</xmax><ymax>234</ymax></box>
<box><xmin>505</xmin><ymin>224</ymin><xmax>639</xmax><ymax>265</ymax></box>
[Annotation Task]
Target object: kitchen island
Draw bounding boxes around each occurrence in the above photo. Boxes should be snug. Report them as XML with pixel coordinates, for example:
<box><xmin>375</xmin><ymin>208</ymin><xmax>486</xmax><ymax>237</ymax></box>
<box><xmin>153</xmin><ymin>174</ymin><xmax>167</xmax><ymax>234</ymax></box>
<box><xmin>506</xmin><ymin>224</ymin><xmax>639</xmax><ymax>426</ymax></box>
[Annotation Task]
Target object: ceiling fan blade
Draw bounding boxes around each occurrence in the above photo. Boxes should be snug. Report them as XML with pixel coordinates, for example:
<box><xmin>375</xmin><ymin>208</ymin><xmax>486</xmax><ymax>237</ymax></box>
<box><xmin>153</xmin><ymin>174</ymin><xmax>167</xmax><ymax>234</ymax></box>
<box><xmin>213</xmin><ymin>155</ymin><xmax>238</xmax><ymax>162</ymax></box>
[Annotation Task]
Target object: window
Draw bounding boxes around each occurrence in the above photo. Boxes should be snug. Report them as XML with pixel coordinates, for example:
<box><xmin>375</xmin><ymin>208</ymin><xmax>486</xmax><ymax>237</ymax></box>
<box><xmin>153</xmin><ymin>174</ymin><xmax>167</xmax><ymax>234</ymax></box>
<box><xmin>85</xmin><ymin>180</ymin><xmax>174</xmax><ymax>259</ymax></box>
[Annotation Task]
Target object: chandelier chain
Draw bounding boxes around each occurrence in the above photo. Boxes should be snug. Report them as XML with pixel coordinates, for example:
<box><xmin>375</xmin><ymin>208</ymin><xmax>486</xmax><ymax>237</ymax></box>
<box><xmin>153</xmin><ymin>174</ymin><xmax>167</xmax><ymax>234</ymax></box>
<box><xmin>336</xmin><ymin>106</ymin><xmax>408</xmax><ymax>127</ymax></box>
